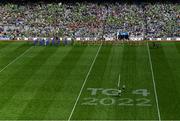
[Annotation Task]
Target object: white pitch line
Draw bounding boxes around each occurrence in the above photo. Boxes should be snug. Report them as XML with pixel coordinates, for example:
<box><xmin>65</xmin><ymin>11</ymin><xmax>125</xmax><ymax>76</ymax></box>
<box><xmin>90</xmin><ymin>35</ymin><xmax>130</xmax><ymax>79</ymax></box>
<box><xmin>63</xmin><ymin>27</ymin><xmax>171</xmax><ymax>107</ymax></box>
<box><xmin>0</xmin><ymin>46</ymin><xmax>33</xmax><ymax>73</ymax></box>
<box><xmin>118</xmin><ymin>74</ymin><xmax>121</xmax><ymax>89</ymax></box>
<box><xmin>68</xmin><ymin>43</ymin><xmax>102</xmax><ymax>121</ymax></box>
<box><xmin>147</xmin><ymin>42</ymin><xmax>161</xmax><ymax>121</ymax></box>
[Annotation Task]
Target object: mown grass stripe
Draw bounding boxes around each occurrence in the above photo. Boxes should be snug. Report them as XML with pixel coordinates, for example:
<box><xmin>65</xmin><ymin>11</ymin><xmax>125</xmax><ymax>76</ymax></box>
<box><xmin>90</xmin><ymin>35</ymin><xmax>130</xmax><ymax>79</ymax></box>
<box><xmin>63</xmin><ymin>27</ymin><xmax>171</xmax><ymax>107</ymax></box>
<box><xmin>175</xmin><ymin>42</ymin><xmax>180</xmax><ymax>54</ymax></box>
<box><xmin>43</xmin><ymin>46</ymin><xmax>99</xmax><ymax>119</ymax></box>
<box><xmin>0</xmin><ymin>43</ymin><xmax>30</xmax><ymax>69</ymax></box>
<box><xmin>0</xmin><ymin>46</ymin><xmax>33</xmax><ymax>74</ymax></box>
<box><xmin>87</xmin><ymin>45</ymin><xmax>112</xmax><ymax>85</ymax></box>
<box><xmin>0</xmin><ymin>47</ymin><xmax>58</xmax><ymax>113</ymax></box>
<box><xmin>0</xmin><ymin>42</ymin><xmax>26</xmax><ymax>54</ymax></box>
<box><xmin>68</xmin><ymin>44</ymin><xmax>102</xmax><ymax>121</ymax></box>
<box><xmin>94</xmin><ymin>45</ymin><xmax>122</xmax><ymax>120</ymax></box>
<box><xmin>0</xmin><ymin>42</ymin><xmax>11</xmax><ymax>50</ymax></box>
<box><xmin>135</xmin><ymin>45</ymin><xmax>158</xmax><ymax>120</ymax></box>
<box><xmin>69</xmin><ymin>45</ymin><xmax>112</xmax><ymax>120</ymax></box>
<box><xmin>119</xmin><ymin>45</ymin><xmax>137</xmax><ymax>120</ymax></box>
<box><xmin>0</xmin><ymin>43</ymin><xmax>32</xmax><ymax>69</ymax></box>
<box><xmin>0</xmin><ymin>47</ymin><xmax>72</xmax><ymax>120</ymax></box>
<box><xmin>147</xmin><ymin>42</ymin><xmax>161</xmax><ymax>121</ymax></box>
<box><xmin>151</xmin><ymin>47</ymin><xmax>177</xmax><ymax>119</ymax></box>
<box><xmin>120</xmin><ymin>45</ymin><xmax>137</xmax><ymax>89</ymax></box>
<box><xmin>18</xmin><ymin>46</ymin><xmax>87</xmax><ymax>120</ymax></box>
<box><xmin>161</xmin><ymin>43</ymin><xmax>180</xmax><ymax>119</ymax></box>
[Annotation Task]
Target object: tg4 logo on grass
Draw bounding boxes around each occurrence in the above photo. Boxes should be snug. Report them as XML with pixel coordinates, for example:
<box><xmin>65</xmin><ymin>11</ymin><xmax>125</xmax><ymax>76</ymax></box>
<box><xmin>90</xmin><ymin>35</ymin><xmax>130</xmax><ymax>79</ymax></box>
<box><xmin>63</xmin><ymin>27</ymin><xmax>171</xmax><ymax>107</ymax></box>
<box><xmin>81</xmin><ymin>88</ymin><xmax>152</xmax><ymax>107</ymax></box>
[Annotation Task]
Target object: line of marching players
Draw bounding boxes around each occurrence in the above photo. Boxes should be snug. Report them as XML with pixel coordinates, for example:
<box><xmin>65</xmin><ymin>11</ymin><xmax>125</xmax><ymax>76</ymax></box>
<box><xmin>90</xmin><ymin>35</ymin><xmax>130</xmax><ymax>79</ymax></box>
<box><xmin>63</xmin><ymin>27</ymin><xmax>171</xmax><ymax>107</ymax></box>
<box><xmin>33</xmin><ymin>37</ymin><xmax>73</xmax><ymax>46</ymax></box>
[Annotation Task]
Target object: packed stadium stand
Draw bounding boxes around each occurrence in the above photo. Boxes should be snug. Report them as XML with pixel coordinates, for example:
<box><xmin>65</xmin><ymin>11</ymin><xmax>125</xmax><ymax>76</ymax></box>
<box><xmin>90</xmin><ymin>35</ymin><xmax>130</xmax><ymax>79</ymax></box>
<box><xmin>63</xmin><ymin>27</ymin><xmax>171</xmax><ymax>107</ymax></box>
<box><xmin>0</xmin><ymin>0</ymin><xmax>179</xmax><ymax>40</ymax></box>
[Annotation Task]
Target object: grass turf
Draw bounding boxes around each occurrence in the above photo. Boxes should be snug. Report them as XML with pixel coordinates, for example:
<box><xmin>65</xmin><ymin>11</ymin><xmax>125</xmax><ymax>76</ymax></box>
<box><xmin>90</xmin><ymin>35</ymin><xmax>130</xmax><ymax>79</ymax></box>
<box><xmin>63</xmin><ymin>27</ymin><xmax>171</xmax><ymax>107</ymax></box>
<box><xmin>0</xmin><ymin>41</ymin><xmax>180</xmax><ymax>120</ymax></box>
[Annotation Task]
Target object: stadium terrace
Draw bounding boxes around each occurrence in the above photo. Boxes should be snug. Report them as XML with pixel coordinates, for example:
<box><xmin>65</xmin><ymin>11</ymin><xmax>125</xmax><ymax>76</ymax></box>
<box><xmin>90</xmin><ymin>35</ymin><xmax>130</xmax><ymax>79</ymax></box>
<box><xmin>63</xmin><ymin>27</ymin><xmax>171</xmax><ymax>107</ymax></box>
<box><xmin>0</xmin><ymin>1</ymin><xmax>180</xmax><ymax>42</ymax></box>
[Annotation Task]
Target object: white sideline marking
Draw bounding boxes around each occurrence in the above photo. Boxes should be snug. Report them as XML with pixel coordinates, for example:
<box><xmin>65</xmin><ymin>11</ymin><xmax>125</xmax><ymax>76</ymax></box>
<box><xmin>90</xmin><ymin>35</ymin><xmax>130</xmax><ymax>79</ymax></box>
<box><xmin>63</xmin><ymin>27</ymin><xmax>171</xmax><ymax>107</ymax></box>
<box><xmin>68</xmin><ymin>43</ymin><xmax>102</xmax><ymax>121</ymax></box>
<box><xmin>146</xmin><ymin>42</ymin><xmax>161</xmax><ymax>121</ymax></box>
<box><xmin>0</xmin><ymin>46</ymin><xmax>33</xmax><ymax>73</ymax></box>
<box><xmin>117</xmin><ymin>74</ymin><xmax>121</xmax><ymax>88</ymax></box>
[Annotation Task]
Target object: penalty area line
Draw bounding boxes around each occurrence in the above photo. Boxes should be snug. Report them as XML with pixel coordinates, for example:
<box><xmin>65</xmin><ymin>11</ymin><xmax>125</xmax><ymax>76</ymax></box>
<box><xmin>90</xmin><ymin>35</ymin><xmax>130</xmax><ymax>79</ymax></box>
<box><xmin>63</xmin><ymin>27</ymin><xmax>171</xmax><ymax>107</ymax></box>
<box><xmin>0</xmin><ymin>46</ymin><xmax>33</xmax><ymax>73</ymax></box>
<box><xmin>146</xmin><ymin>42</ymin><xmax>161</xmax><ymax>121</ymax></box>
<box><xmin>68</xmin><ymin>43</ymin><xmax>102</xmax><ymax>121</ymax></box>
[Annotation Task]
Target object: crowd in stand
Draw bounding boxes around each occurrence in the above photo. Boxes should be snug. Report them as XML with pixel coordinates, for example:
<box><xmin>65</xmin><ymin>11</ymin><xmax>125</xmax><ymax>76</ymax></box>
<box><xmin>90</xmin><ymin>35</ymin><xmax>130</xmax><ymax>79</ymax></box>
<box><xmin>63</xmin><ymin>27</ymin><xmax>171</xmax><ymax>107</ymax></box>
<box><xmin>145</xmin><ymin>4</ymin><xmax>178</xmax><ymax>38</ymax></box>
<box><xmin>0</xmin><ymin>2</ymin><xmax>179</xmax><ymax>39</ymax></box>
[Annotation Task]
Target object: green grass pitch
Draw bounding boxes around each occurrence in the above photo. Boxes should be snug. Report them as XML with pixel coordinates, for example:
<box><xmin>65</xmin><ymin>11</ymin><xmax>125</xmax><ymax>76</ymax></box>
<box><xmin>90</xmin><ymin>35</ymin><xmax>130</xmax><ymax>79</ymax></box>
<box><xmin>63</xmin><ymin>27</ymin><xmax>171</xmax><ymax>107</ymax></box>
<box><xmin>0</xmin><ymin>41</ymin><xmax>180</xmax><ymax>120</ymax></box>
